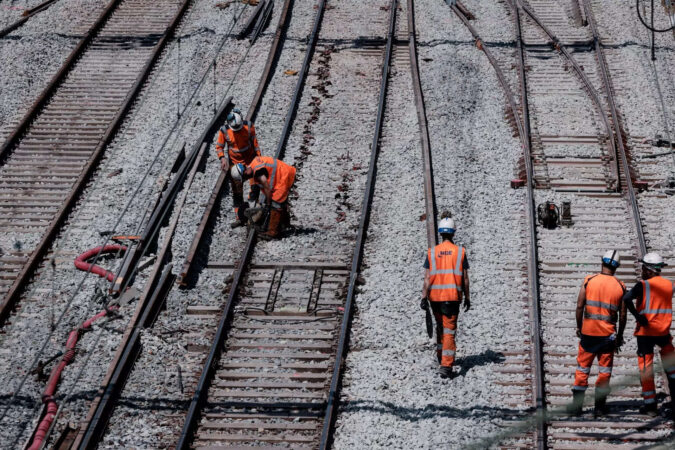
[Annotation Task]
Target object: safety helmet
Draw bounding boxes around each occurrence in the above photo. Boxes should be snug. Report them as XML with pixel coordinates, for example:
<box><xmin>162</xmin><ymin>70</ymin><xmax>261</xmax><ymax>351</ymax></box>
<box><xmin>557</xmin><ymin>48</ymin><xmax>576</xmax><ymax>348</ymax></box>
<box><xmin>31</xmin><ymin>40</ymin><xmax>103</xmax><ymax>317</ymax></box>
<box><xmin>230</xmin><ymin>163</ymin><xmax>246</xmax><ymax>182</ymax></box>
<box><xmin>438</xmin><ymin>217</ymin><xmax>456</xmax><ymax>234</ymax></box>
<box><xmin>640</xmin><ymin>252</ymin><xmax>667</xmax><ymax>273</ymax></box>
<box><xmin>227</xmin><ymin>110</ymin><xmax>244</xmax><ymax>131</ymax></box>
<box><xmin>601</xmin><ymin>250</ymin><xmax>620</xmax><ymax>268</ymax></box>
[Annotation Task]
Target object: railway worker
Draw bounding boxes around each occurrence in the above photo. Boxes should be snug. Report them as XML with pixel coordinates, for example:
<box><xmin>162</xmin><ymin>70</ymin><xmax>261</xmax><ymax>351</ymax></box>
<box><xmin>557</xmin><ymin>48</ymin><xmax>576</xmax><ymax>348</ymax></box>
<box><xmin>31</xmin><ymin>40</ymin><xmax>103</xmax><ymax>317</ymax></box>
<box><xmin>420</xmin><ymin>216</ymin><xmax>470</xmax><ymax>379</ymax></box>
<box><xmin>567</xmin><ymin>250</ymin><xmax>626</xmax><ymax>417</ymax></box>
<box><xmin>231</xmin><ymin>155</ymin><xmax>296</xmax><ymax>240</ymax></box>
<box><xmin>215</xmin><ymin>108</ymin><xmax>261</xmax><ymax>228</ymax></box>
<box><xmin>621</xmin><ymin>252</ymin><xmax>674</xmax><ymax>418</ymax></box>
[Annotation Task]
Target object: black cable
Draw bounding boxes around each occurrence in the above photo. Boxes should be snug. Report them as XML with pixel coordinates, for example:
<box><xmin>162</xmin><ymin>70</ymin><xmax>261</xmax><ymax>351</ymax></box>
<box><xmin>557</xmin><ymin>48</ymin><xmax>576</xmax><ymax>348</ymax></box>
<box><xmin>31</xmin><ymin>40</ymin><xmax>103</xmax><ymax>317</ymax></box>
<box><xmin>636</xmin><ymin>0</ymin><xmax>675</xmax><ymax>32</ymax></box>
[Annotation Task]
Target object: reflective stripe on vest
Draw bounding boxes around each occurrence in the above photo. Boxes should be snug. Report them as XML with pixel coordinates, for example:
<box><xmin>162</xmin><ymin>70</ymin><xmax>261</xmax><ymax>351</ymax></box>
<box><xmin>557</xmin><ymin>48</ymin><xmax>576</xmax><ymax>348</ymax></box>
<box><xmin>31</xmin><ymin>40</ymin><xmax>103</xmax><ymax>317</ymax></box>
<box><xmin>642</xmin><ymin>280</ymin><xmax>673</xmax><ymax>314</ymax></box>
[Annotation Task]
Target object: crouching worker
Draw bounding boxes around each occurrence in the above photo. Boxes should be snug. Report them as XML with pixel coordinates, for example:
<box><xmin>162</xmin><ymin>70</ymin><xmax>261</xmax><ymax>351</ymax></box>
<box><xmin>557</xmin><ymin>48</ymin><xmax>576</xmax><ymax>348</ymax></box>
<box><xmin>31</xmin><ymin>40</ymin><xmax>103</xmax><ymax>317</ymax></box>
<box><xmin>231</xmin><ymin>155</ymin><xmax>296</xmax><ymax>240</ymax></box>
<box><xmin>420</xmin><ymin>217</ymin><xmax>470</xmax><ymax>379</ymax></box>
<box><xmin>215</xmin><ymin>108</ymin><xmax>261</xmax><ymax>228</ymax></box>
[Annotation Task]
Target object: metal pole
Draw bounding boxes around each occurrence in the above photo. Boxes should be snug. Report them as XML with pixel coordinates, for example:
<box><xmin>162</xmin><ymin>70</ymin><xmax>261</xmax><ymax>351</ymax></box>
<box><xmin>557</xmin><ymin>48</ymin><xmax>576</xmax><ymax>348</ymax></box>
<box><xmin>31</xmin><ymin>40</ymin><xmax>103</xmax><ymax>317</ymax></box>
<box><xmin>651</xmin><ymin>0</ymin><xmax>656</xmax><ymax>60</ymax></box>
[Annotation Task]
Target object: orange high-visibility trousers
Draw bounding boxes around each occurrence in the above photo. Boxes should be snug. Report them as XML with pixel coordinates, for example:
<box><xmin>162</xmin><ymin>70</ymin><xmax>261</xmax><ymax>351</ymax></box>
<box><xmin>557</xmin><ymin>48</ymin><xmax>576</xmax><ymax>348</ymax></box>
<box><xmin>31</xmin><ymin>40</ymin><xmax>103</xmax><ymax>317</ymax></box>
<box><xmin>638</xmin><ymin>339</ymin><xmax>675</xmax><ymax>405</ymax></box>
<box><xmin>573</xmin><ymin>343</ymin><xmax>613</xmax><ymax>391</ymax></box>
<box><xmin>433</xmin><ymin>311</ymin><xmax>457</xmax><ymax>367</ymax></box>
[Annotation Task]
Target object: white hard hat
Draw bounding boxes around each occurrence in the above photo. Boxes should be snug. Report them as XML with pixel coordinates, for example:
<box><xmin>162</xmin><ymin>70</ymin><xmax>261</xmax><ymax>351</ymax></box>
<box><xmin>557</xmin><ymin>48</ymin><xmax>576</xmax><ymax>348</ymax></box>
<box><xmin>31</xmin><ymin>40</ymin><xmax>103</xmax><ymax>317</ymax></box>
<box><xmin>602</xmin><ymin>250</ymin><xmax>620</xmax><ymax>268</ymax></box>
<box><xmin>230</xmin><ymin>163</ymin><xmax>245</xmax><ymax>182</ymax></box>
<box><xmin>227</xmin><ymin>111</ymin><xmax>243</xmax><ymax>131</ymax></box>
<box><xmin>640</xmin><ymin>252</ymin><xmax>667</xmax><ymax>272</ymax></box>
<box><xmin>438</xmin><ymin>217</ymin><xmax>456</xmax><ymax>234</ymax></box>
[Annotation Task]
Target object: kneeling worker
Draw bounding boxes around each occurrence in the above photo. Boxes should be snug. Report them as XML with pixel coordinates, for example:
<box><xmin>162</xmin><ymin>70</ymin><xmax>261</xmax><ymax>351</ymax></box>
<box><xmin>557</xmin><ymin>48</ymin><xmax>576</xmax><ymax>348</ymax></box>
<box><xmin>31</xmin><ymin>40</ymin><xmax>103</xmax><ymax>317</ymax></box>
<box><xmin>215</xmin><ymin>108</ymin><xmax>261</xmax><ymax>228</ymax></box>
<box><xmin>622</xmin><ymin>252</ymin><xmax>674</xmax><ymax>418</ymax></box>
<box><xmin>567</xmin><ymin>250</ymin><xmax>626</xmax><ymax>417</ymax></box>
<box><xmin>231</xmin><ymin>155</ymin><xmax>296</xmax><ymax>240</ymax></box>
<box><xmin>421</xmin><ymin>217</ymin><xmax>470</xmax><ymax>379</ymax></box>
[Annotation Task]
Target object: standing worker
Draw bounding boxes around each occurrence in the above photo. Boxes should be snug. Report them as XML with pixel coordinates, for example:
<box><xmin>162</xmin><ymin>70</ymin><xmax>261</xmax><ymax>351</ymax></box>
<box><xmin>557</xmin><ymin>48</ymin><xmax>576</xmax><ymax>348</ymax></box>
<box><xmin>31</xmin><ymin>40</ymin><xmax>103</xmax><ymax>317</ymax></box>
<box><xmin>420</xmin><ymin>217</ymin><xmax>470</xmax><ymax>379</ymax></box>
<box><xmin>622</xmin><ymin>252</ymin><xmax>674</xmax><ymax>418</ymax></box>
<box><xmin>567</xmin><ymin>251</ymin><xmax>626</xmax><ymax>417</ymax></box>
<box><xmin>215</xmin><ymin>108</ymin><xmax>261</xmax><ymax>228</ymax></box>
<box><xmin>230</xmin><ymin>155</ymin><xmax>296</xmax><ymax>240</ymax></box>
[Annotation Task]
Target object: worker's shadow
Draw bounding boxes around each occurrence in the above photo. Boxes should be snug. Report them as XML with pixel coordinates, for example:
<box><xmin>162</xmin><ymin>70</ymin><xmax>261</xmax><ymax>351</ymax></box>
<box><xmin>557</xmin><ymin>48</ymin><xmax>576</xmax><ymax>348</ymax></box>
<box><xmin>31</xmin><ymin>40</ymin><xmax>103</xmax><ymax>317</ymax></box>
<box><xmin>455</xmin><ymin>349</ymin><xmax>505</xmax><ymax>377</ymax></box>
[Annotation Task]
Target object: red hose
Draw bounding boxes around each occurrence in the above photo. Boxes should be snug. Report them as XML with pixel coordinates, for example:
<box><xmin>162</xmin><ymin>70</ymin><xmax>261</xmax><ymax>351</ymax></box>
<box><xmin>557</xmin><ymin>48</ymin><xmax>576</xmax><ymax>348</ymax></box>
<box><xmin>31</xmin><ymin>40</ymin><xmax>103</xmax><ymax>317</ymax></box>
<box><xmin>29</xmin><ymin>245</ymin><xmax>126</xmax><ymax>449</ymax></box>
<box><xmin>73</xmin><ymin>244</ymin><xmax>126</xmax><ymax>282</ymax></box>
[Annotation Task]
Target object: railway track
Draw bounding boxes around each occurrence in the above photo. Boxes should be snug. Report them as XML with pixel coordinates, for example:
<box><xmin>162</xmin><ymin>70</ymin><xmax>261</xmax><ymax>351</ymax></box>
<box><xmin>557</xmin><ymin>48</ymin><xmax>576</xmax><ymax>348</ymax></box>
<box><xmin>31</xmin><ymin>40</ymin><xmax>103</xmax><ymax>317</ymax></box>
<box><xmin>455</xmin><ymin>1</ymin><xmax>674</xmax><ymax>447</ymax></box>
<box><xmin>511</xmin><ymin>0</ymin><xmax>673</xmax><ymax>447</ymax></box>
<box><xmin>0</xmin><ymin>0</ymin><xmax>190</xmax><ymax>326</ymax></box>
<box><xmin>174</xmin><ymin>0</ymin><xmax>399</xmax><ymax>448</ymax></box>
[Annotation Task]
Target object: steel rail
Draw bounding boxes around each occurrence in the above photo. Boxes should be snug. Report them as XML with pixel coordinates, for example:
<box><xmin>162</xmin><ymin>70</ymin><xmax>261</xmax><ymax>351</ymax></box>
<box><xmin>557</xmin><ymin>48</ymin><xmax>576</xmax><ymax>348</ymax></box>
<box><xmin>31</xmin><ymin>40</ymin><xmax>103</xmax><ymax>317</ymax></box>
<box><xmin>177</xmin><ymin>0</ymin><xmax>294</xmax><ymax>286</ymax></box>
<box><xmin>581</xmin><ymin>0</ymin><xmax>647</xmax><ymax>256</ymax></box>
<box><xmin>0</xmin><ymin>0</ymin><xmax>60</xmax><ymax>38</ymax></box>
<box><xmin>451</xmin><ymin>2</ymin><xmax>546</xmax><ymax>447</ymax></box>
<box><xmin>318</xmin><ymin>0</ymin><xmax>397</xmax><ymax>447</ymax></box>
<box><xmin>0</xmin><ymin>0</ymin><xmax>191</xmax><ymax>328</ymax></box>
<box><xmin>516</xmin><ymin>0</ymin><xmax>622</xmax><ymax>192</ymax></box>
<box><xmin>408</xmin><ymin>0</ymin><xmax>437</xmax><ymax>245</ymax></box>
<box><xmin>508</xmin><ymin>3</ymin><xmax>547</xmax><ymax>447</ymax></box>
<box><xmin>176</xmin><ymin>0</ymin><xmax>327</xmax><ymax>447</ymax></box>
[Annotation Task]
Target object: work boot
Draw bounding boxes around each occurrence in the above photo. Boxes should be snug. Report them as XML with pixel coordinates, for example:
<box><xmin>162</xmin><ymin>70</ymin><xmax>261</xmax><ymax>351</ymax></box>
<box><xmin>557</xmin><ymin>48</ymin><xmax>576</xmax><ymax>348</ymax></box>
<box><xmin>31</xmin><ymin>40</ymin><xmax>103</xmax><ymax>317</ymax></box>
<box><xmin>594</xmin><ymin>388</ymin><xmax>610</xmax><ymax>417</ymax></box>
<box><xmin>259</xmin><ymin>208</ymin><xmax>282</xmax><ymax>240</ymax></box>
<box><xmin>566</xmin><ymin>390</ymin><xmax>585</xmax><ymax>416</ymax></box>
<box><xmin>230</xmin><ymin>219</ymin><xmax>245</xmax><ymax>229</ymax></box>
<box><xmin>438</xmin><ymin>366</ymin><xmax>455</xmax><ymax>379</ymax></box>
<box><xmin>639</xmin><ymin>402</ymin><xmax>658</xmax><ymax>417</ymax></box>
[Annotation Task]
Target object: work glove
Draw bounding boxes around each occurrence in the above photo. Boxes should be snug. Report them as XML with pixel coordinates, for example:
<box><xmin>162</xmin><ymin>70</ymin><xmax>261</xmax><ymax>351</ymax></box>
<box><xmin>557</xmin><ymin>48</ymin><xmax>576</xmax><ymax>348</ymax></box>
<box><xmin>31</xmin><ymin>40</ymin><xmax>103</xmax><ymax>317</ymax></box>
<box><xmin>220</xmin><ymin>157</ymin><xmax>229</xmax><ymax>171</ymax></box>
<box><xmin>636</xmin><ymin>314</ymin><xmax>649</xmax><ymax>327</ymax></box>
<box><xmin>420</xmin><ymin>297</ymin><xmax>429</xmax><ymax>311</ymax></box>
<box><xmin>576</xmin><ymin>328</ymin><xmax>582</xmax><ymax>339</ymax></box>
<box><xmin>463</xmin><ymin>298</ymin><xmax>471</xmax><ymax>312</ymax></box>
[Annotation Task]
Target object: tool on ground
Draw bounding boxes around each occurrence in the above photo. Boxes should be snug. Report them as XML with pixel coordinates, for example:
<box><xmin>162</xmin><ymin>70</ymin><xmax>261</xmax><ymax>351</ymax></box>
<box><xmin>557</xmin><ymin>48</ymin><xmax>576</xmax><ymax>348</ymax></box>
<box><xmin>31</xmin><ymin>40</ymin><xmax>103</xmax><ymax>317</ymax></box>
<box><xmin>537</xmin><ymin>201</ymin><xmax>560</xmax><ymax>229</ymax></box>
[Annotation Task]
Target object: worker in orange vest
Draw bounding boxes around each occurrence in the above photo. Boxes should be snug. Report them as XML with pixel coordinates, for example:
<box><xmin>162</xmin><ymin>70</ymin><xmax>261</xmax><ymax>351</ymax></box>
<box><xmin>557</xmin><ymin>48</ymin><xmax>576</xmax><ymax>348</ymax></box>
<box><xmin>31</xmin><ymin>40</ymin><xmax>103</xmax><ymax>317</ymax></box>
<box><xmin>421</xmin><ymin>217</ymin><xmax>470</xmax><ymax>379</ymax></box>
<box><xmin>622</xmin><ymin>252</ymin><xmax>674</xmax><ymax>418</ymax></box>
<box><xmin>231</xmin><ymin>155</ymin><xmax>296</xmax><ymax>240</ymax></box>
<box><xmin>567</xmin><ymin>250</ymin><xmax>626</xmax><ymax>417</ymax></box>
<box><xmin>215</xmin><ymin>108</ymin><xmax>261</xmax><ymax>228</ymax></box>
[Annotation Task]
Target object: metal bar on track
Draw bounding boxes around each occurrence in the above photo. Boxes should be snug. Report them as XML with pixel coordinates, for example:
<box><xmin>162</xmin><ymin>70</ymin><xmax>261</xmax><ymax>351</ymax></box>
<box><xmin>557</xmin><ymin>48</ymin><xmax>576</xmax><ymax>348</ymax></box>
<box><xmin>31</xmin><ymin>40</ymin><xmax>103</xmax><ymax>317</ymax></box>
<box><xmin>451</xmin><ymin>1</ymin><xmax>546</xmax><ymax>446</ymax></box>
<box><xmin>581</xmin><ymin>0</ymin><xmax>647</xmax><ymax>256</ymax></box>
<box><xmin>319</xmin><ymin>0</ymin><xmax>397</xmax><ymax>447</ymax></box>
<box><xmin>509</xmin><ymin>3</ymin><xmax>547</xmax><ymax>448</ymax></box>
<box><xmin>175</xmin><ymin>0</ymin><xmax>327</xmax><ymax>447</ymax></box>
<box><xmin>408</xmin><ymin>0</ymin><xmax>437</xmax><ymax>246</ymax></box>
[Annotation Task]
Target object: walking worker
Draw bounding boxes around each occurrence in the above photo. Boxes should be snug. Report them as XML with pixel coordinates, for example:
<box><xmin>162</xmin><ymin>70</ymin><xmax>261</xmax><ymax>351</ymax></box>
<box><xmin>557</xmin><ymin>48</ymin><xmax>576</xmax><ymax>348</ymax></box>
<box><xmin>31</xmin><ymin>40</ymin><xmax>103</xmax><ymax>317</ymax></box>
<box><xmin>622</xmin><ymin>252</ymin><xmax>674</xmax><ymax>418</ymax></box>
<box><xmin>420</xmin><ymin>216</ymin><xmax>470</xmax><ymax>379</ymax></box>
<box><xmin>230</xmin><ymin>155</ymin><xmax>296</xmax><ymax>240</ymax></box>
<box><xmin>567</xmin><ymin>250</ymin><xmax>626</xmax><ymax>417</ymax></box>
<box><xmin>215</xmin><ymin>108</ymin><xmax>261</xmax><ymax>228</ymax></box>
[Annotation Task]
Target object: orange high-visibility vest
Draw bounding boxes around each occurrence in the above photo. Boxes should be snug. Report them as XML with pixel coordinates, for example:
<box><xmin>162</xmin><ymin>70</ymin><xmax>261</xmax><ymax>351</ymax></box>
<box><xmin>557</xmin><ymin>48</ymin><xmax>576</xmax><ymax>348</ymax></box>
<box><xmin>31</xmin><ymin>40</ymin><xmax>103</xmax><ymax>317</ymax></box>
<box><xmin>215</xmin><ymin>121</ymin><xmax>260</xmax><ymax>164</ymax></box>
<box><xmin>581</xmin><ymin>273</ymin><xmax>625</xmax><ymax>336</ymax></box>
<box><xmin>635</xmin><ymin>276</ymin><xmax>673</xmax><ymax>336</ymax></box>
<box><xmin>249</xmin><ymin>156</ymin><xmax>296</xmax><ymax>204</ymax></box>
<box><xmin>427</xmin><ymin>241</ymin><xmax>465</xmax><ymax>302</ymax></box>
